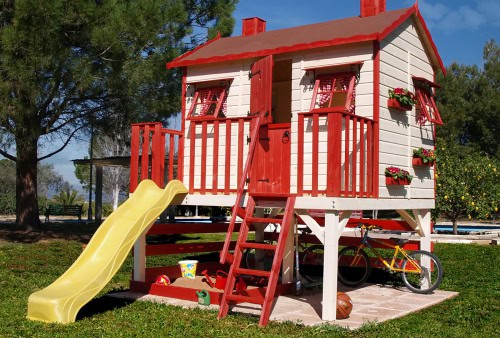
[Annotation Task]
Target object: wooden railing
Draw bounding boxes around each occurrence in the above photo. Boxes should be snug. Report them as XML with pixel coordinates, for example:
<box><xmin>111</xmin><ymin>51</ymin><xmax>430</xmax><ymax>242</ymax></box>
<box><xmin>129</xmin><ymin>122</ymin><xmax>183</xmax><ymax>193</ymax></box>
<box><xmin>297</xmin><ymin>111</ymin><xmax>376</xmax><ymax>197</ymax></box>
<box><xmin>187</xmin><ymin>116</ymin><xmax>255</xmax><ymax>194</ymax></box>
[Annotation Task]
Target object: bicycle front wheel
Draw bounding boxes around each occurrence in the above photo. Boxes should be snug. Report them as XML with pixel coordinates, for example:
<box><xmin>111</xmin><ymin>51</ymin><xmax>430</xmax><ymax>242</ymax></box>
<box><xmin>338</xmin><ymin>246</ymin><xmax>371</xmax><ymax>287</ymax></box>
<box><xmin>401</xmin><ymin>250</ymin><xmax>443</xmax><ymax>294</ymax></box>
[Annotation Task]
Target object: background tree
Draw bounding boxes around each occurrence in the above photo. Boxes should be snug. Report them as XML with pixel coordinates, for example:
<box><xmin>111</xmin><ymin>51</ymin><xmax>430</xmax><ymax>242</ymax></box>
<box><xmin>434</xmin><ymin>140</ymin><xmax>499</xmax><ymax>234</ymax></box>
<box><xmin>436</xmin><ymin>39</ymin><xmax>499</xmax><ymax>159</ymax></box>
<box><xmin>0</xmin><ymin>0</ymin><xmax>237</xmax><ymax>230</ymax></box>
<box><xmin>51</xmin><ymin>182</ymin><xmax>85</xmax><ymax>206</ymax></box>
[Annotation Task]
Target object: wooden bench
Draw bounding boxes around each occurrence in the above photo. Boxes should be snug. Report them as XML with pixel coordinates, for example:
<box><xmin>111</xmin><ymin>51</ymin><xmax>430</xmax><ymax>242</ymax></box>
<box><xmin>44</xmin><ymin>205</ymin><xmax>83</xmax><ymax>222</ymax></box>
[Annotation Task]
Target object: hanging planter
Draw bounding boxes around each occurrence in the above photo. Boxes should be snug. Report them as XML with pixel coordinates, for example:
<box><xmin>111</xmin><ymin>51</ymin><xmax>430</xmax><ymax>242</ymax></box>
<box><xmin>387</xmin><ymin>88</ymin><xmax>416</xmax><ymax>112</ymax></box>
<box><xmin>385</xmin><ymin>166</ymin><xmax>413</xmax><ymax>186</ymax></box>
<box><xmin>387</xmin><ymin>98</ymin><xmax>413</xmax><ymax>111</ymax></box>
<box><xmin>385</xmin><ymin>176</ymin><xmax>411</xmax><ymax>185</ymax></box>
<box><xmin>412</xmin><ymin>157</ymin><xmax>434</xmax><ymax>166</ymax></box>
<box><xmin>412</xmin><ymin>147</ymin><xmax>436</xmax><ymax>167</ymax></box>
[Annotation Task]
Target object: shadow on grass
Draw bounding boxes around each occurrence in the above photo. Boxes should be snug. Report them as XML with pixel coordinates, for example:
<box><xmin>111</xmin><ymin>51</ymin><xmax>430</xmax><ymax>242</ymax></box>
<box><xmin>0</xmin><ymin>222</ymin><xmax>100</xmax><ymax>244</ymax></box>
<box><xmin>76</xmin><ymin>295</ymin><xmax>135</xmax><ymax>321</ymax></box>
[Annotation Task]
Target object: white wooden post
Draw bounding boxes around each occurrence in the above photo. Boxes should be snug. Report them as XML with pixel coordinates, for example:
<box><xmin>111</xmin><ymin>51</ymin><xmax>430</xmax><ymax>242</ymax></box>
<box><xmin>322</xmin><ymin>211</ymin><xmax>340</xmax><ymax>321</ymax></box>
<box><xmin>133</xmin><ymin>235</ymin><xmax>146</xmax><ymax>282</ymax></box>
<box><xmin>413</xmin><ymin>209</ymin><xmax>432</xmax><ymax>290</ymax></box>
<box><xmin>281</xmin><ymin>216</ymin><xmax>295</xmax><ymax>283</ymax></box>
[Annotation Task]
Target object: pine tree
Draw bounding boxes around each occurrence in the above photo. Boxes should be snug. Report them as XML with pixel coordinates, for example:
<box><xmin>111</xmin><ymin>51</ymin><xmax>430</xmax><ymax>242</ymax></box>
<box><xmin>0</xmin><ymin>0</ymin><xmax>237</xmax><ymax>230</ymax></box>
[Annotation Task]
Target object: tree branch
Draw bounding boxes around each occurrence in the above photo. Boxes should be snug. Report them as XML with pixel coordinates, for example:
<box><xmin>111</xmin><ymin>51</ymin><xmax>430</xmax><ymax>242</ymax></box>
<box><xmin>37</xmin><ymin>126</ymin><xmax>85</xmax><ymax>162</ymax></box>
<box><xmin>0</xmin><ymin>147</ymin><xmax>16</xmax><ymax>161</ymax></box>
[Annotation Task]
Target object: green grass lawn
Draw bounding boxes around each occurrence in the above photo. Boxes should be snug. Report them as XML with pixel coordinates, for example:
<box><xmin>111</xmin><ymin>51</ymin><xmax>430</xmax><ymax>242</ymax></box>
<box><xmin>0</xmin><ymin>224</ymin><xmax>498</xmax><ymax>337</ymax></box>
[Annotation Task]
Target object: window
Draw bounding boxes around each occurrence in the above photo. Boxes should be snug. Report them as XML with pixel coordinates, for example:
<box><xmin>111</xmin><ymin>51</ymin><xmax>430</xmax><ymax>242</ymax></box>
<box><xmin>187</xmin><ymin>85</ymin><xmax>228</xmax><ymax>119</ymax></box>
<box><xmin>310</xmin><ymin>72</ymin><xmax>356</xmax><ymax>113</ymax></box>
<box><xmin>413</xmin><ymin>77</ymin><xmax>443</xmax><ymax>125</ymax></box>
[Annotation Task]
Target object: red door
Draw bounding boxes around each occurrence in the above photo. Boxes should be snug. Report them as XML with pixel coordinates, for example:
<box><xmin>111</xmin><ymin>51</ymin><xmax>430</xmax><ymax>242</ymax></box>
<box><xmin>249</xmin><ymin>56</ymin><xmax>291</xmax><ymax>195</ymax></box>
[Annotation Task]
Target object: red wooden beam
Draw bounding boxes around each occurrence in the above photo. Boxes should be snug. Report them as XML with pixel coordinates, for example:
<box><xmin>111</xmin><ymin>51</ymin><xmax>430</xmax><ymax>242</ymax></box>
<box><xmin>212</xmin><ymin>120</ymin><xmax>219</xmax><ymax>193</ymax></box>
<box><xmin>343</xmin><ymin>115</ymin><xmax>350</xmax><ymax>195</ymax></box>
<box><xmin>359</xmin><ymin>120</ymin><xmax>365</xmax><ymax>197</ymax></box>
<box><xmin>146</xmin><ymin>241</ymin><xmax>236</xmax><ymax>256</ymax></box>
<box><xmin>200</xmin><ymin>121</ymin><xmax>207</xmax><ymax>194</ymax></box>
<box><xmin>352</xmin><ymin>116</ymin><xmax>358</xmax><ymax>197</ymax></box>
<box><xmin>224</xmin><ymin>119</ymin><xmax>231</xmax><ymax>194</ymax></box>
<box><xmin>189</xmin><ymin>122</ymin><xmax>196</xmax><ymax>193</ymax></box>
<box><xmin>129</xmin><ymin>125</ymin><xmax>140</xmax><ymax>193</ymax></box>
<box><xmin>312</xmin><ymin>114</ymin><xmax>319</xmax><ymax>196</ymax></box>
<box><xmin>297</xmin><ymin>114</ymin><xmax>304</xmax><ymax>196</ymax></box>
<box><xmin>141</xmin><ymin>125</ymin><xmax>150</xmax><ymax>181</ymax></box>
<box><xmin>332</xmin><ymin>113</ymin><xmax>342</xmax><ymax>196</ymax></box>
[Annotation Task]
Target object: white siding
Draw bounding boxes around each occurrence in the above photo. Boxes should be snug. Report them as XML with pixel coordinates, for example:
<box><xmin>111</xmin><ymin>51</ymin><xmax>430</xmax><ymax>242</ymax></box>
<box><xmin>379</xmin><ymin>18</ymin><xmax>436</xmax><ymax>199</ymax></box>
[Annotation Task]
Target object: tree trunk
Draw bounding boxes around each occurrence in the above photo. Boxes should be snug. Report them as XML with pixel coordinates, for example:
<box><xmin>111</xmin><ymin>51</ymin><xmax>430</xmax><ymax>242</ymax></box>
<box><xmin>452</xmin><ymin>218</ymin><xmax>459</xmax><ymax>235</ymax></box>
<box><xmin>15</xmin><ymin>134</ymin><xmax>40</xmax><ymax>231</ymax></box>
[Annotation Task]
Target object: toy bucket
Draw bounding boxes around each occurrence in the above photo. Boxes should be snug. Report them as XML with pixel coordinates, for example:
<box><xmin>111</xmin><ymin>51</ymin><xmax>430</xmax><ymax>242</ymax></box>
<box><xmin>178</xmin><ymin>260</ymin><xmax>198</xmax><ymax>279</ymax></box>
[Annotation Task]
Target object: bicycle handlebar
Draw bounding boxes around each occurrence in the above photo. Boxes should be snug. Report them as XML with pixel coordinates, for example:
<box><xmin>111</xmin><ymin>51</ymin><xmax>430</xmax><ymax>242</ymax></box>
<box><xmin>357</xmin><ymin>223</ymin><xmax>383</xmax><ymax>231</ymax></box>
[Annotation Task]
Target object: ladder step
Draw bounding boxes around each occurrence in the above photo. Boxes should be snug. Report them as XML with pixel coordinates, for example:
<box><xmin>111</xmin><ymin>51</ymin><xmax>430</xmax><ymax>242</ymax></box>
<box><xmin>239</xmin><ymin>242</ymin><xmax>276</xmax><ymax>251</ymax></box>
<box><xmin>226</xmin><ymin>294</ymin><xmax>264</xmax><ymax>305</ymax></box>
<box><xmin>246</xmin><ymin>217</ymin><xmax>282</xmax><ymax>224</ymax></box>
<box><xmin>234</xmin><ymin>268</ymin><xmax>271</xmax><ymax>278</ymax></box>
<box><xmin>224</xmin><ymin>252</ymin><xmax>234</xmax><ymax>264</ymax></box>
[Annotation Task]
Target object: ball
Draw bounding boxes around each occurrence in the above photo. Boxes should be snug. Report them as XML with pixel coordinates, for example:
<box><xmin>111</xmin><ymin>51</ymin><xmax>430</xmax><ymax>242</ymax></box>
<box><xmin>155</xmin><ymin>274</ymin><xmax>171</xmax><ymax>285</ymax></box>
<box><xmin>336</xmin><ymin>292</ymin><xmax>353</xmax><ymax>319</ymax></box>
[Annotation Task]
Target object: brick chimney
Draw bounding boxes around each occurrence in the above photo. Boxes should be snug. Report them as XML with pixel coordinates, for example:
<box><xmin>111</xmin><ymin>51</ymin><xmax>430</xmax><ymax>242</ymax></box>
<box><xmin>360</xmin><ymin>0</ymin><xmax>386</xmax><ymax>17</ymax></box>
<box><xmin>242</xmin><ymin>17</ymin><xmax>266</xmax><ymax>36</ymax></box>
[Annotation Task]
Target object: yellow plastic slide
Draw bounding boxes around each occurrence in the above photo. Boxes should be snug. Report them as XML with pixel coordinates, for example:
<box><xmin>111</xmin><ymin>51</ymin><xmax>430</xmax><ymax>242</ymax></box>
<box><xmin>27</xmin><ymin>179</ymin><xmax>187</xmax><ymax>323</ymax></box>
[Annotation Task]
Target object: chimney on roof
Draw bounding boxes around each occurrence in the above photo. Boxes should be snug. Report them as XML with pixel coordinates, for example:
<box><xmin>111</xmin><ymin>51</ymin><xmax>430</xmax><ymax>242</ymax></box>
<box><xmin>242</xmin><ymin>17</ymin><xmax>266</xmax><ymax>36</ymax></box>
<box><xmin>360</xmin><ymin>0</ymin><xmax>386</xmax><ymax>17</ymax></box>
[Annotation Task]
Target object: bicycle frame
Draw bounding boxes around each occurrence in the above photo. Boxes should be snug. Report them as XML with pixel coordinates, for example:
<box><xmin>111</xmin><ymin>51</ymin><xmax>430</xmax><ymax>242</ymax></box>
<box><xmin>355</xmin><ymin>228</ymin><xmax>422</xmax><ymax>274</ymax></box>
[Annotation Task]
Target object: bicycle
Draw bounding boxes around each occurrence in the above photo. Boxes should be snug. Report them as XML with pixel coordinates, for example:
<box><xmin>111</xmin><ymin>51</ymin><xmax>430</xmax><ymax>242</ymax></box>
<box><xmin>338</xmin><ymin>223</ymin><xmax>443</xmax><ymax>294</ymax></box>
<box><xmin>242</xmin><ymin>224</ymin><xmax>324</xmax><ymax>285</ymax></box>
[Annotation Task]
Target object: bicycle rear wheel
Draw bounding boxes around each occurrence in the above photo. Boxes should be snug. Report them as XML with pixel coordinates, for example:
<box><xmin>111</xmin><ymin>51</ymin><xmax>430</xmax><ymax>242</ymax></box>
<box><xmin>338</xmin><ymin>246</ymin><xmax>371</xmax><ymax>287</ymax></box>
<box><xmin>299</xmin><ymin>245</ymin><xmax>324</xmax><ymax>283</ymax></box>
<box><xmin>401</xmin><ymin>250</ymin><xmax>443</xmax><ymax>294</ymax></box>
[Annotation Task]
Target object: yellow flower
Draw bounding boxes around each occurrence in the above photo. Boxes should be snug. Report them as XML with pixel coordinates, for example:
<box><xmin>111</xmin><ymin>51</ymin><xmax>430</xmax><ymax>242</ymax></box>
<box><xmin>495</xmin><ymin>207</ymin><xmax>498</xmax><ymax>212</ymax></box>
<box><xmin>471</xmin><ymin>201</ymin><xmax>475</xmax><ymax>206</ymax></box>
<box><xmin>461</xmin><ymin>196</ymin><xmax>465</xmax><ymax>200</ymax></box>
<box><xmin>476</xmin><ymin>206</ymin><xmax>479</xmax><ymax>210</ymax></box>
<box><xmin>468</xmin><ymin>215</ymin><xmax>472</xmax><ymax>219</ymax></box>
<box><xmin>445</xmin><ymin>195</ymin><xmax>448</xmax><ymax>200</ymax></box>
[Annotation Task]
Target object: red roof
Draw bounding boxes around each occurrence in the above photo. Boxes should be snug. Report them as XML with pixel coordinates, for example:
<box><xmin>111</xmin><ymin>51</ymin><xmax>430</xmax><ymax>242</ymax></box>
<box><xmin>168</xmin><ymin>5</ymin><xmax>445</xmax><ymax>74</ymax></box>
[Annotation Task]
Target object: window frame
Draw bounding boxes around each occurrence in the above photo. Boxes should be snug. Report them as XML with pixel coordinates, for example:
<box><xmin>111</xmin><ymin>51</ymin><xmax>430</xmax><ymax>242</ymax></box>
<box><xmin>309</xmin><ymin>71</ymin><xmax>357</xmax><ymax>113</ymax></box>
<box><xmin>187</xmin><ymin>85</ymin><xmax>228</xmax><ymax>120</ymax></box>
<box><xmin>414</xmin><ymin>84</ymin><xmax>443</xmax><ymax>125</ymax></box>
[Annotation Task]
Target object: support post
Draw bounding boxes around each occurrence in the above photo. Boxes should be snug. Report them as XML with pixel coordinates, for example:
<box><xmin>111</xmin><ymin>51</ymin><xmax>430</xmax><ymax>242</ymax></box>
<box><xmin>322</xmin><ymin>211</ymin><xmax>340</xmax><ymax>321</ymax></box>
<box><xmin>95</xmin><ymin>166</ymin><xmax>103</xmax><ymax>224</ymax></box>
<box><xmin>281</xmin><ymin>215</ymin><xmax>295</xmax><ymax>284</ymax></box>
<box><xmin>133</xmin><ymin>235</ymin><xmax>146</xmax><ymax>282</ymax></box>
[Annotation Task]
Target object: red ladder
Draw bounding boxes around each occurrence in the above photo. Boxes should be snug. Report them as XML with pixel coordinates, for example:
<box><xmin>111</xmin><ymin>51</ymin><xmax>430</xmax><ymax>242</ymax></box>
<box><xmin>218</xmin><ymin>195</ymin><xmax>296</xmax><ymax>327</ymax></box>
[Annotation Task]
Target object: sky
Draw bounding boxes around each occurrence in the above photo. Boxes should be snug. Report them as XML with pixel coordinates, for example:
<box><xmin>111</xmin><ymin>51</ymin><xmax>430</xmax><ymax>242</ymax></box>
<box><xmin>31</xmin><ymin>0</ymin><xmax>500</xmax><ymax>189</ymax></box>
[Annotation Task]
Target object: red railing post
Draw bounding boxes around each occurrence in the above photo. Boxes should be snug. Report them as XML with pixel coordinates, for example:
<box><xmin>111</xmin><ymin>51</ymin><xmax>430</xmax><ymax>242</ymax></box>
<box><xmin>129</xmin><ymin>125</ymin><xmax>140</xmax><ymax>193</ymax></box>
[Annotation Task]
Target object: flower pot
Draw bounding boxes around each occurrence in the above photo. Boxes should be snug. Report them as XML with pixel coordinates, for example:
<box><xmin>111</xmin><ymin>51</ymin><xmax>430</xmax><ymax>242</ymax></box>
<box><xmin>387</xmin><ymin>98</ymin><xmax>412</xmax><ymax>112</ymax></box>
<box><xmin>412</xmin><ymin>157</ymin><xmax>434</xmax><ymax>166</ymax></box>
<box><xmin>386</xmin><ymin>176</ymin><xmax>411</xmax><ymax>185</ymax></box>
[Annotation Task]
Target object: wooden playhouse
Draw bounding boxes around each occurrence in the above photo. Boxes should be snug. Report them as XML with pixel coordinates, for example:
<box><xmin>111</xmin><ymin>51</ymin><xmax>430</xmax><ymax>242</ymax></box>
<box><xmin>127</xmin><ymin>0</ymin><xmax>445</xmax><ymax>326</ymax></box>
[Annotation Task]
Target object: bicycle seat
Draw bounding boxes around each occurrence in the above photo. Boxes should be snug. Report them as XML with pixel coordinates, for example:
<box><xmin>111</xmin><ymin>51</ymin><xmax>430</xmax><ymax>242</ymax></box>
<box><xmin>390</xmin><ymin>237</ymin><xmax>409</xmax><ymax>246</ymax></box>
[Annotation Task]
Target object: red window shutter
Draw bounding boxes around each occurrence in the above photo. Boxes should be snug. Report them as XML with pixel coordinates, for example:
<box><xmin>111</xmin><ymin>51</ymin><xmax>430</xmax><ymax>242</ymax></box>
<box><xmin>310</xmin><ymin>72</ymin><xmax>356</xmax><ymax>113</ymax></box>
<box><xmin>250</xmin><ymin>55</ymin><xmax>273</xmax><ymax>124</ymax></box>
<box><xmin>416</xmin><ymin>89</ymin><xmax>443</xmax><ymax>125</ymax></box>
<box><xmin>188</xmin><ymin>86</ymin><xmax>227</xmax><ymax>119</ymax></box>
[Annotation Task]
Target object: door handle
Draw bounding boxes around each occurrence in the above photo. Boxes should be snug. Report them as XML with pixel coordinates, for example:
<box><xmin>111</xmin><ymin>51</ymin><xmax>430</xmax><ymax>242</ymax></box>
<box><xmin>282</xmin><ymin>130</ymin><xmax>290</xmax><ymax>143</ymax></box>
